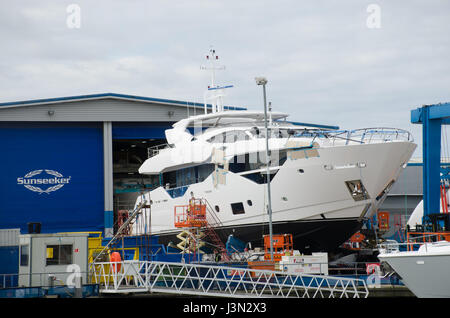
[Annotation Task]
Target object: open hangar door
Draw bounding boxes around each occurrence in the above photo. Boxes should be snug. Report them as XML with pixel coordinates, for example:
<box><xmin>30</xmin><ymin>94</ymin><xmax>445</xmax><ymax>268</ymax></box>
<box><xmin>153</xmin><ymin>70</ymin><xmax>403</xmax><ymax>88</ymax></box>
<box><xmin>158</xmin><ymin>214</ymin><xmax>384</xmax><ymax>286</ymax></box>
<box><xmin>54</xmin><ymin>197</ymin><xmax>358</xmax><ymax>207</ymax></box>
<box><xmin>112</xmin><ymin>122</ymin><xmax>172</xmax><ymax>232</ymax></box>
<box><xmin>0</xmin><ymin>122</ymin><xmax>104</xmax><ymax>234</ymax></box>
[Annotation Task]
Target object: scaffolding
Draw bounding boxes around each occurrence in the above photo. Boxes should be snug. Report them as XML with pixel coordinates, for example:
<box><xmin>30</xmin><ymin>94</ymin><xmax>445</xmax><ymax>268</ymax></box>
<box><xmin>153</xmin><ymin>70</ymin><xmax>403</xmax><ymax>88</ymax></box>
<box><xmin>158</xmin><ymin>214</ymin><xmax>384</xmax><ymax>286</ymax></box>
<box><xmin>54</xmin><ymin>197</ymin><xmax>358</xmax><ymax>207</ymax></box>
<box><xmin>174</xmin><ymin>198</ymin><xmax>230</xmax><ymax>261</ymax></box>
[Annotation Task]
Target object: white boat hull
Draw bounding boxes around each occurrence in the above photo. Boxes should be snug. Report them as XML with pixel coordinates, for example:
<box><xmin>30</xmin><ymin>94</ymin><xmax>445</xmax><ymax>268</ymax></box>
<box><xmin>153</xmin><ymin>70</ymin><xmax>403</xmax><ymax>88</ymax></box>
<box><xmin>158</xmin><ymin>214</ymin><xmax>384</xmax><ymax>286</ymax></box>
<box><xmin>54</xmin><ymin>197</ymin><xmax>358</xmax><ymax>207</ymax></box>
<box><xmin>133</xmin><ymin>140</ymin><xmax>416</xmax><ymax>252</ymax></box>
<box><xmin>378</xmin><ymin>243</ymin><xmax>450</xmax><ymax>298</ymax></box>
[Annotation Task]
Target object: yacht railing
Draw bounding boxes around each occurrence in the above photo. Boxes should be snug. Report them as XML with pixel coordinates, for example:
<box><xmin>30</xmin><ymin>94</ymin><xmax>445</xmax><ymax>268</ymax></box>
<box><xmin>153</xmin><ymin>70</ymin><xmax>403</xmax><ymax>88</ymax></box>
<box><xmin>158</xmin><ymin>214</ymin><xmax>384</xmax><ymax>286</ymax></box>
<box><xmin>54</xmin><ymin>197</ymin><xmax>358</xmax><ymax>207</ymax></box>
<box><xmin>308</xmin><ymin>128</ymin><xmax>413</xmax><ymax>146</ymax></box>
<box><xmin>147</xmin><ymin>143</ymin><xmax>169</xmax><ymax>158</ymax></box>
<box><xmin>378</xmin><ymin>233</ymin><xmax>450</xmax><ymax>254</ymax></box>
<box><xmin>147</xmin><ymin>128</ymin><xmax>411</xmax><ymax>157</ymax></box>
<box><xmin>378</xmin><ymin>241</ymin><xmax>431</xmax><ymax>254</ymax></box>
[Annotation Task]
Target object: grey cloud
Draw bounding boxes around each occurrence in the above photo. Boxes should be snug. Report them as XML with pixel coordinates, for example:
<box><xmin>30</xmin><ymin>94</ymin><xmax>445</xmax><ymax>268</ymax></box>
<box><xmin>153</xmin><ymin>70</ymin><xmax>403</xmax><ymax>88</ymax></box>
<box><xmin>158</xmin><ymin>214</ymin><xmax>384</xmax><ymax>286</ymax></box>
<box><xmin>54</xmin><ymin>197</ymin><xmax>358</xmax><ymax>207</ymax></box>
<box><xmin>1</xmin><ymin>0</ymin><xmax>449</xmax><ymax>157</ymax></box>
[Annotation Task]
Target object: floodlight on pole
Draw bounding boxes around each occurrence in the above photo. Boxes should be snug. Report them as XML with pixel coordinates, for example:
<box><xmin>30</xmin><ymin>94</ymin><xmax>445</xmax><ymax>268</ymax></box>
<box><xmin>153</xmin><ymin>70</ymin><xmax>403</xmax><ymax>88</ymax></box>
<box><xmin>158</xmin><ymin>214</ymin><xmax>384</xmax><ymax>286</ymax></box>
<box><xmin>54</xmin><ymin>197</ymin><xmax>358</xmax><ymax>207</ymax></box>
<box><xmin>255</xmin><ymin>76</ymin><xmax>274</xmax><ymax>262</ymax></box>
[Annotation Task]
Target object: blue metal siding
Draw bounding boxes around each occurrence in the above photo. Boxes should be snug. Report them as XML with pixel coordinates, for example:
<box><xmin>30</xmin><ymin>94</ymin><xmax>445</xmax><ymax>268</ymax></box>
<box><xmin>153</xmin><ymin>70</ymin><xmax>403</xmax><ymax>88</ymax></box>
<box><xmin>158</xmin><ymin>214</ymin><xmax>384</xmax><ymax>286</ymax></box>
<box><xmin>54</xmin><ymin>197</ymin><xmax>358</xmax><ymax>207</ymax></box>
<box><xmin>112</xmin><ymin>122</ymin><xmax>173</xmax><ymax>139</ymax></box>
<box><xmin>0</xmin><ymin>122</ymin><xmax>104</xmax><ymax>233</ymax></box>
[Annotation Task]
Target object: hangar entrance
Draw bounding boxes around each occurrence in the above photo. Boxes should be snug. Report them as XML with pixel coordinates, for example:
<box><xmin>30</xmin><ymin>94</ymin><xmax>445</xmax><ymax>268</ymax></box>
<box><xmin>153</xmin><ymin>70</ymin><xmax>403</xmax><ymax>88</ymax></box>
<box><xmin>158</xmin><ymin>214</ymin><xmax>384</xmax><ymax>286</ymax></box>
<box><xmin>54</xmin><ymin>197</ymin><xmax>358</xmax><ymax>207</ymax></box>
<box><xmin>113</xmin><ymin>138</ymin><xmax>163</xmax><ymax>206</ymax></box>
<box><xmin>111</xmin><ymin>122</ymin><xmax>172</xmax><ymax>233</ymax></box>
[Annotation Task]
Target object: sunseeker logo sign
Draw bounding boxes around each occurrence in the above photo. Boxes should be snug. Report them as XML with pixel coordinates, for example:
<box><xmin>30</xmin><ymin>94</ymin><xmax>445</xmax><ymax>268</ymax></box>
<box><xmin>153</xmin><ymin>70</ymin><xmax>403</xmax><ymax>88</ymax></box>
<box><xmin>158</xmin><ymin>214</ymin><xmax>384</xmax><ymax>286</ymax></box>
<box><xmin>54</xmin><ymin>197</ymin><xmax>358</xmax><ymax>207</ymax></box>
<box><xmin>17</xmin><ymin>169</ymin><xmax>71</xmax><ymax>194</ymax></box>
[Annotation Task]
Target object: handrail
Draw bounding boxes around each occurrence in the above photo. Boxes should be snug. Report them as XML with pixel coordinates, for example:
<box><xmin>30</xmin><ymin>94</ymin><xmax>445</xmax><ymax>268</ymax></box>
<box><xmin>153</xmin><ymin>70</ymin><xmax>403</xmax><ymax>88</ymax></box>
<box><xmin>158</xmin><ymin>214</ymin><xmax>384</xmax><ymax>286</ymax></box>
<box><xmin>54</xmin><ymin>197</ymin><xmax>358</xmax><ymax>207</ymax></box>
<box><xmin>89</xmin><ymin>260</ymin><xmax>369</xmax><ymax>298</ymax></box>
<box><xmin>309</xmin><ymin>127</ymin><xmax>413</xmax><ymax>145</ymax></box>
<box><xmin>378</xmin><ymin>232</ymin><xmax>450</xmax><ymax>253</ymax></box>
<box><xmin>147</xmin><ymin>143</ymin><xmax>169</xmax><ymax>158</ymax></box>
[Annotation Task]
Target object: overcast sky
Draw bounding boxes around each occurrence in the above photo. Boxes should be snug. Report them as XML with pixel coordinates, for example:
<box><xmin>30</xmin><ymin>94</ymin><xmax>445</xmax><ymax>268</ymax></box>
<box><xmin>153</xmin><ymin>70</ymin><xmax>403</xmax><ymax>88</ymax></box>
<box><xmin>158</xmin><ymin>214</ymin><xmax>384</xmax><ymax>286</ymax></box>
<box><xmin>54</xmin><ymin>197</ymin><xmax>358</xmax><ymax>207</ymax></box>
<box><xmin>1</xmin><ymin>1</ymin><xmax>450</xmax><ymax>157</ymax></box>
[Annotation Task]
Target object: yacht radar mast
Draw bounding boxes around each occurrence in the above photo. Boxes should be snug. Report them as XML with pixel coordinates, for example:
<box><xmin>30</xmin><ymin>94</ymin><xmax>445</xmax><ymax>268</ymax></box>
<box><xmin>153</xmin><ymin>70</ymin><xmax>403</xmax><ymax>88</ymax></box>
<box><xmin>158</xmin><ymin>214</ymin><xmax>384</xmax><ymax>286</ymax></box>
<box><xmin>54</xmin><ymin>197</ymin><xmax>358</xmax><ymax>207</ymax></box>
<box><xmin>200</xmin><ymin>47</ymin><xmax>233</xmax><ymax>114</ymax></box>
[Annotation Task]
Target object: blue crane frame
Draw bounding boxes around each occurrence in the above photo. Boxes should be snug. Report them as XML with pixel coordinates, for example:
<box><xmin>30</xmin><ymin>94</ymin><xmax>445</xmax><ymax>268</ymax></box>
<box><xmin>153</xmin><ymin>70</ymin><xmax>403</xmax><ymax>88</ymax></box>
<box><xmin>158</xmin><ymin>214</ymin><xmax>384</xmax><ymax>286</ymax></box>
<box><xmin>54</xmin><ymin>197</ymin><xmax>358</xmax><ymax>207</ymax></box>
<box><xmin>411</xmin><ymin>102</ymin><xmax>450</xmax><ymax>226</ymax></box>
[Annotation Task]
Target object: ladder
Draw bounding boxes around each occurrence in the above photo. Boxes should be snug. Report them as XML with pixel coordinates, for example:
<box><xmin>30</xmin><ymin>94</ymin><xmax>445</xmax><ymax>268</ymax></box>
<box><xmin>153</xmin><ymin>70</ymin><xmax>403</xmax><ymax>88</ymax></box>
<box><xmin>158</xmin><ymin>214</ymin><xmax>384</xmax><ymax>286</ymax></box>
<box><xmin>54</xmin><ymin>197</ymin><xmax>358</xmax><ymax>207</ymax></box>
<box><xmin>202</xmin><ymin>200</ymin><xmax>230</xmax><ymax>261</ymax></box>
<box><xmin>93</xmin><ymin>200</ymin><xmax>147</xmax><ymax>263</ymax></box>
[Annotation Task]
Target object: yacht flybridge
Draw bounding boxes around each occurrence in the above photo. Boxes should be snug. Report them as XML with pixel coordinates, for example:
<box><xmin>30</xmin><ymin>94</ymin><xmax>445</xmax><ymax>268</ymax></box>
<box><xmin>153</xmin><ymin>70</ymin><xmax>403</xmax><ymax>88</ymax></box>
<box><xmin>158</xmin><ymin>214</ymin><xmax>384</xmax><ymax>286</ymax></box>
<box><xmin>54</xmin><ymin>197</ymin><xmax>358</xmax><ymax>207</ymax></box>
<box><xmin>132</xmin><ymin>49</ymin><xmax>417</xmax><ymax>252</ymax></box>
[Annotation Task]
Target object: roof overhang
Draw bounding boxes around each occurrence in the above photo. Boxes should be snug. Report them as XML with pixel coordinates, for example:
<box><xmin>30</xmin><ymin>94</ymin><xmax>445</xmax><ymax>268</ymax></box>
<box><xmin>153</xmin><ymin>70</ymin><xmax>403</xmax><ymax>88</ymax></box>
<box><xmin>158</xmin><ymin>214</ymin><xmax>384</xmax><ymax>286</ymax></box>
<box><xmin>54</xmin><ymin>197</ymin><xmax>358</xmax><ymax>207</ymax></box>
<box><xmin>0</xmin><ymin>92</ymin><xmax>247</xmax><ymax>111</ymax></box>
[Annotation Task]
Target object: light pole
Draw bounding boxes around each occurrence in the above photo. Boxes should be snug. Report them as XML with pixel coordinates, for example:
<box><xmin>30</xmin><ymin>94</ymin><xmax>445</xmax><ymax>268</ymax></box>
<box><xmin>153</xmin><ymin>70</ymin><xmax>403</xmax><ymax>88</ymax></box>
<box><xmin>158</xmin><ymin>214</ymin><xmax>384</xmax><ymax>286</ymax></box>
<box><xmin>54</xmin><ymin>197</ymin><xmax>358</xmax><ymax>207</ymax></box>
<box><xmin>255</xmin><ymin>77</ymin><xmax>274</xmax><ymax>262</ymax></box>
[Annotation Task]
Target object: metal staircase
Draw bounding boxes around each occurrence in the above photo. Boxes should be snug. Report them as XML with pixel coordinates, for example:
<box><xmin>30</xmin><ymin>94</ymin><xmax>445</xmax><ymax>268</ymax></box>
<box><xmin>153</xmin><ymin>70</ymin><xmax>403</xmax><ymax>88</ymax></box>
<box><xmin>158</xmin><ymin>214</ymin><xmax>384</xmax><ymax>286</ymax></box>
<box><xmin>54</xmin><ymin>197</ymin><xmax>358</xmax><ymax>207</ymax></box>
<box><xmin>92</xmin><ymin>200</ymin><xmax>148</xmax><ymax>263</ymax></box>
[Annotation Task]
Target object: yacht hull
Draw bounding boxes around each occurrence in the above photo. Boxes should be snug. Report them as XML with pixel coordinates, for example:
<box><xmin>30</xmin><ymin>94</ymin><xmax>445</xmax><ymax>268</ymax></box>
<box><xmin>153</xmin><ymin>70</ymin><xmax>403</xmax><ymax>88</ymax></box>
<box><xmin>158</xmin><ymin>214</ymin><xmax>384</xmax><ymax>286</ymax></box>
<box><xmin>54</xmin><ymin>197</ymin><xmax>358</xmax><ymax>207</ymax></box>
<box><xmin>133</xmin><ymin>141</ymin><xmax>416</xmax><ymax>253</ymax></box>
<box><xmin>154</xmin><ymin>217</ymin><xmax>362</xmax><ymax>252</ymax></box>
<box><xmin>378</xmin><ymin>249</ymin><xmax>450</xmax><ymax>298</ymax></box>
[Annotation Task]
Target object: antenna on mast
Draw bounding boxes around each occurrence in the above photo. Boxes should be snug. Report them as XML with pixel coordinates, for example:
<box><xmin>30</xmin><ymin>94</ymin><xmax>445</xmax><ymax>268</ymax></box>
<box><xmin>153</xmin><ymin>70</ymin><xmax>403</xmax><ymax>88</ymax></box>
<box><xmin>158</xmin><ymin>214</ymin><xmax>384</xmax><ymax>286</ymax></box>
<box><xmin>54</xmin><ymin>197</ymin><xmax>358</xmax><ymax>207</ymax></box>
<box><xmin>200</xmin><ymin>47</ymin><xmax>233</xmax><ymax>114</ymax></box>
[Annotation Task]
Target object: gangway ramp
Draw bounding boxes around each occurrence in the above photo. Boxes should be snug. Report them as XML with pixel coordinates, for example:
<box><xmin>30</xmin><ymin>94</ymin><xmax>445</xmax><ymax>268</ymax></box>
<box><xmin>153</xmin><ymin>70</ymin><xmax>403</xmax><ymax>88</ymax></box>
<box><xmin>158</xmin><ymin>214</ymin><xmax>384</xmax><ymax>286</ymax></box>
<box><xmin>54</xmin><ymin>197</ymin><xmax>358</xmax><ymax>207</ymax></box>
<box><xmin>90</xmin><ymin>260</ymin><xmax>369</xmax><ymax>298</ymax></box>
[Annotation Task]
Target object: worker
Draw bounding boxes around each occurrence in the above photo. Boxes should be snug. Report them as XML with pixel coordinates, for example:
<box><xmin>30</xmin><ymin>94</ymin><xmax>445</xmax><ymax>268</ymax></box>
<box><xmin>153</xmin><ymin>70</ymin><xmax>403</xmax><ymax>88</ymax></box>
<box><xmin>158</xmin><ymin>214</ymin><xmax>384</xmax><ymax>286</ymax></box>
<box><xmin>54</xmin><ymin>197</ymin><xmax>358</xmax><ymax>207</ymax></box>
<box><xmin>214</xmin><ymin>249</ymin><xmax>221</xmax><ymax>262</ymax></box>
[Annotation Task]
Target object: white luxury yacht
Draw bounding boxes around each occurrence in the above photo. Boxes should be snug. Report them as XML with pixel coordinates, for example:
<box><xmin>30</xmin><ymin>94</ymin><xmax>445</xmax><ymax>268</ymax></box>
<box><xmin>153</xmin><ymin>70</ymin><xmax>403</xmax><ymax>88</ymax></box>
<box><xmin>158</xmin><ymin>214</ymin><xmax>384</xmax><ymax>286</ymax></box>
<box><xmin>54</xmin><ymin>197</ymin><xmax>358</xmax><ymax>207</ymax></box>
<box><xmin>378</xmin><ymin>181</ymin><xmax>450</xmax><ymax>298</ymax></box>
<box><xmin>131</xmin><ymin>49</ymin><xmax>417</xmax><ymax>252</ymax></box>
<box><xmin>378</xmin><ymin>241</ymin><xmax>450</xmax><ymax>298</ymax></box>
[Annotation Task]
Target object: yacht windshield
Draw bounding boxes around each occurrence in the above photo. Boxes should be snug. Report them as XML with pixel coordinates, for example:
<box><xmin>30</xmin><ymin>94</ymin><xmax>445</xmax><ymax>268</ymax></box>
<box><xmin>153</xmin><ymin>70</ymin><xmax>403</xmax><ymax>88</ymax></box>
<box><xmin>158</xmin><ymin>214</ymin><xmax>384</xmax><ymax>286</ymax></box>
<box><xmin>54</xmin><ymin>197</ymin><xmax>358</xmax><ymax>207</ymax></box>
<box><xmin>208</xmin><ymin>130</ymin><xmax>250</xmax><ymax>143</ymax></box>
<box><xmin>249</xmin><ymin>127</ymin><xmax>295</xmax><ymax>139</ymax></box>
<box><xmin>207</xmin><ymin>127</ymin><xmax>323</xmax><ymax>143</ymax></box>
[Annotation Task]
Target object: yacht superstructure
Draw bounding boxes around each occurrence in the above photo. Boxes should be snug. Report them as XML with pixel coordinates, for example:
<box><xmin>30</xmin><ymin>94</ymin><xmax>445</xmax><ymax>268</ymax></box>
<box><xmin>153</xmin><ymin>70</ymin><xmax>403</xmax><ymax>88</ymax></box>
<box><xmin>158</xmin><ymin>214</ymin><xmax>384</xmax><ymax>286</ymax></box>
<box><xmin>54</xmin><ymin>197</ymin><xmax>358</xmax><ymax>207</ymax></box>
<box><xmin>131</xmin><ymin>49</ymin><xmax>417</xmax><ymax>252</ymax></box>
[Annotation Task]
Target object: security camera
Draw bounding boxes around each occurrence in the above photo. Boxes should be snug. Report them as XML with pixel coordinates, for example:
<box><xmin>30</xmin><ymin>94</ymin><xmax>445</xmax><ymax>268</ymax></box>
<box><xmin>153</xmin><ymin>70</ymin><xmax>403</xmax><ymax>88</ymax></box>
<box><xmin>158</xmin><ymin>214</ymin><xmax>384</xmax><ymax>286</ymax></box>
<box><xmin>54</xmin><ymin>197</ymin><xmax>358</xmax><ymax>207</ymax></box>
<box><xmin>255</xmin><ymin>77</ymin><xmax>268</xmax><ymax>85</ymax></box>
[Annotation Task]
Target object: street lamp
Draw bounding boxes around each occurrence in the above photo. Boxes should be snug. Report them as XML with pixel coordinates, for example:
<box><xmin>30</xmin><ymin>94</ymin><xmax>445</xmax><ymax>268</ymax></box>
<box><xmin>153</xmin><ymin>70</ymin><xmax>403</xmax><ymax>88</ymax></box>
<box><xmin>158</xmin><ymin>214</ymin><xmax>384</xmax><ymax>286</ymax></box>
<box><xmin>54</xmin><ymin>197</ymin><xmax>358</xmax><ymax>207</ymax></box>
<box><xmin>255</xmin><ymin>76</ymin><xmax>274</xmax><ymax>262</ymax></box>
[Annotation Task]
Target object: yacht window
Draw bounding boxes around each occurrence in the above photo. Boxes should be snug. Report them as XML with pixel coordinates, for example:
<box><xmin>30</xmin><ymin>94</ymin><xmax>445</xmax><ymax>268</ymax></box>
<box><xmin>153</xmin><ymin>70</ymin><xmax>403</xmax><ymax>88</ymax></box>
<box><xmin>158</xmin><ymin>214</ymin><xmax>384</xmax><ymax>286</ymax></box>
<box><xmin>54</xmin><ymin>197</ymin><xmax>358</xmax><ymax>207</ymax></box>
<box><xmin>345</xmin><ymin>180</ymin><xmax>370</xmax><ymax>201</ymax></box>
<box><xmin>250</xmin><ymin>127</ymin><xmax>260</xmax><ymax>137</ymax></box>
<box><xmin>256</xmin><ymin>130</ymin><xmax>266</xmax><ymax>138</ymax></box>
<box><xmin>215</xmin><ymin>205</ymin><xmax>220</xmax><ymax>213</ymax></box>
<box><xmin>224</xmin><ymin>130</ymin><xmax>250</xmax><ymax>143</ymax></box>
<box><xmin>248</xmin><ymin>128</ymin><xmax>291</xmax><ymax>139</ymax></box>
<box><xmin>269</xmin><ymin>128</ymin><xmax>288</xmax><ymax>138</ymax></box>
<box><xmin>228</xmin><ymin>150</ymin><xmax>288</xmax><ymax>173</ymax></box>
<box><xmin>241</xmin><ymin>171</ymin><xmax>276</xmax><ymax>184</ymax></box>
<box><xmin>247</xmin><ymin>200</ymin><xmax>253</xmax><ymax>206</ymax></box>
<box><xmin>161</xmin><ymin>164</ymin><xmax>215</xmax><ymax>190</ymax></box>
<box><xmin>231</xmin><ymin>202</ymin><xmax>245</xmax><ymax>215</ymax></box>
<box><xmin>197</xmin><ymin>164</ymin><xmax>215</xmax><ymax>182</ymax></box>
<box><xmin>207</xmin><ymin>133</ymin><xmax>225</xmax><ymax>143</ymax></box>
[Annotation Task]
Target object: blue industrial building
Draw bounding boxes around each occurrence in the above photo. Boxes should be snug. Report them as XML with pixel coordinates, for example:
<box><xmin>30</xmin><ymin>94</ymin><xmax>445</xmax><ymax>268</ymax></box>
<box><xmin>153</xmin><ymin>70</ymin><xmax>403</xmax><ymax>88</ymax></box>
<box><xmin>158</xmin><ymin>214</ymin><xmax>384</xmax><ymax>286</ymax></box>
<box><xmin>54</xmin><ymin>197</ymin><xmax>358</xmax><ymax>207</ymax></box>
<box><xmin>0</xmin><ymin>93</ymin><xmax>241</xmax><ymax>237</ymax></box>
<box><xmin>0</xmin><ymin>92</ymin><xmax>344</xmax><ymax>237</ymax></box>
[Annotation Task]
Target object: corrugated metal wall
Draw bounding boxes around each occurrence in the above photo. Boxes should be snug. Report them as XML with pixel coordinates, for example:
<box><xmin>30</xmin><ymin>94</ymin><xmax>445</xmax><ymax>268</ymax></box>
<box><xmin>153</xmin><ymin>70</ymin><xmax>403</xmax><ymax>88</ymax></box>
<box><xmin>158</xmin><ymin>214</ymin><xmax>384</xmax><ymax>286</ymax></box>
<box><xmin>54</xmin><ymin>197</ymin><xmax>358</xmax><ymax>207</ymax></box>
<box><xmin>0</xmin><ymin>228</ymin><xmax>20</xmax><ymax>246</ymax></box>
<box><xmin>0</xmin><ymin>99</ymin><xmax>191</xmax><ymax>122</ymax></box>
<box><xmin>0</xmin><ymin>228</ymin><xmax>20</xmax><ymax>283</ymax></box>
<box><xmin>0</xmin><ymin>122</ymin><xmax>104</xmax><ymax>233</ymax></box>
